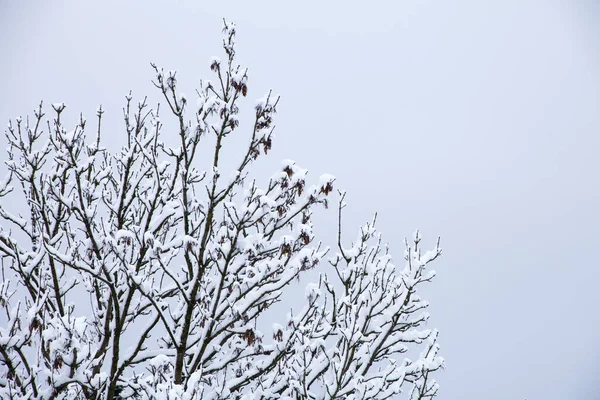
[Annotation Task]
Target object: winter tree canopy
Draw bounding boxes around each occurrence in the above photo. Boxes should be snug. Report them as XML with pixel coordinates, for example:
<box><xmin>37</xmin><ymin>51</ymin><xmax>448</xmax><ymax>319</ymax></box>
<box><xmin>0</xmin><ymin>21</ymin><xmax>444</xmax><ymax>400</ymax></box>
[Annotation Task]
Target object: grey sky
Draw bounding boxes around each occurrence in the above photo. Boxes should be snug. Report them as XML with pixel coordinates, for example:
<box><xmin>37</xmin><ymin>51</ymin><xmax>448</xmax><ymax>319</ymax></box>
<box><xmin>1</xmin><ymin>1</ymin><xmax>599</xmax><ymax>399</ymax></box>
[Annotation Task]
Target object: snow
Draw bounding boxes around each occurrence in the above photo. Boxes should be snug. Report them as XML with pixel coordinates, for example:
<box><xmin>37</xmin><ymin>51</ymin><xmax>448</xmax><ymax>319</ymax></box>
<box><xmin>319</xmin><ymin>174</ymin><xmax>336</xmax><ymax>187</ymax></box>
<box><xmin>0</xmin><ymin>21</ymin><xmax>443</xmax><ymax>400</ymax></box>
<box><xmin>115</xmin><ymin>229</ymin><xmax>135</xmax><ymax>242</ymax></box>
<box><xmin>150</xmin><ymin>353</ymin><xmax>171</xmax><ymax>368</ymax></box>
<box><xmin>304</xmin><ymin>282</ymin><xmax>320</xmax><ymax>301</ymax></box>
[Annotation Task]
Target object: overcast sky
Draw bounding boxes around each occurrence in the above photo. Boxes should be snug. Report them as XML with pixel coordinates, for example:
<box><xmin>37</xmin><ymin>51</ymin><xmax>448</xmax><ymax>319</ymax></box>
<box><xmin>2</xmin><ymin>1</ymin><xmax>599</xmax><ymax>399</ymax></box>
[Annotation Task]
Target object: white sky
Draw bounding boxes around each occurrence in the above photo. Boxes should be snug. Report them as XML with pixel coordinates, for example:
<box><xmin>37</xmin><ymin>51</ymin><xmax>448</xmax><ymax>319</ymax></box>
<box><xmin>1</xmin><ymin>1</ymin><xmax>599</xmax><ymax>398</ymax></box>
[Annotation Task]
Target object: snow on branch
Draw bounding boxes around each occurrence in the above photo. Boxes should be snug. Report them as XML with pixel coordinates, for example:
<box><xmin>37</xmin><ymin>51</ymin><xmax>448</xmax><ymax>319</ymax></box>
<box><xmin>0</xmin><ymin>21</ymin><xmax>443</xmax><ymax>400</ymax></box>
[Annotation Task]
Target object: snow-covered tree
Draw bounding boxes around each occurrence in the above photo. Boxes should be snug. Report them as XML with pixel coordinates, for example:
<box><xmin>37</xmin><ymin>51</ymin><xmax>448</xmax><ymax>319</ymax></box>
<box><xmin>0</xmin><ymin>21</ymin><xmax>443</xmax><ymax>400</ymax></box>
